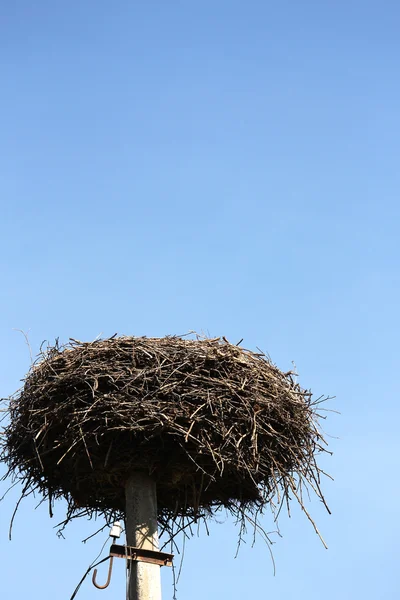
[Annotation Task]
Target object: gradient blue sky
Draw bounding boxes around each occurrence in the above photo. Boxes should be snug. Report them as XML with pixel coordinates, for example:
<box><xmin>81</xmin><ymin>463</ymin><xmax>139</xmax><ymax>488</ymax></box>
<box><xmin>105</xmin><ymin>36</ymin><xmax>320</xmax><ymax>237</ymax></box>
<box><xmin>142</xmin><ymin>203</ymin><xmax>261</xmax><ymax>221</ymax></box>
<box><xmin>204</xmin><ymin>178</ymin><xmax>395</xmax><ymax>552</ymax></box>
<box><xmin>1</xmin><ymin>2</ymin><xmax>399</xmax><ymax>599</ymax></box>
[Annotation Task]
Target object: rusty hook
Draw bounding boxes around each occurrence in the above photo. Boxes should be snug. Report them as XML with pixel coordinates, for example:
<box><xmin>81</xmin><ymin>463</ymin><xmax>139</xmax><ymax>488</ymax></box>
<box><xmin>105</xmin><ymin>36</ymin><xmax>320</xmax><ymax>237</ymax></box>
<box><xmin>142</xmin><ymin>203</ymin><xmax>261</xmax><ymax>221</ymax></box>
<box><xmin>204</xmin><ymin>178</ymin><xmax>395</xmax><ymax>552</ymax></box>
<box><xmin>92</xmin><ymin>556</ymin><xmax>114</xmax><ymax>590</ymax></box>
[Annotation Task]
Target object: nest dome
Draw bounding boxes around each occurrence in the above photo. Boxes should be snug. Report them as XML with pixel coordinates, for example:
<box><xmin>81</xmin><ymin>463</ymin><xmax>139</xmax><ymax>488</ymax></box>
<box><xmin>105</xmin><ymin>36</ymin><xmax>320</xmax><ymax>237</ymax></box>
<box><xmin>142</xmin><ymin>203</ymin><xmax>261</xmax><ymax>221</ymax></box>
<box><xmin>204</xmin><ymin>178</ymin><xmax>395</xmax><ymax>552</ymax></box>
<box><xmin>2</xmin><ymin>335</ymin><xmax>329</xmax><ymax>539</ymax></box>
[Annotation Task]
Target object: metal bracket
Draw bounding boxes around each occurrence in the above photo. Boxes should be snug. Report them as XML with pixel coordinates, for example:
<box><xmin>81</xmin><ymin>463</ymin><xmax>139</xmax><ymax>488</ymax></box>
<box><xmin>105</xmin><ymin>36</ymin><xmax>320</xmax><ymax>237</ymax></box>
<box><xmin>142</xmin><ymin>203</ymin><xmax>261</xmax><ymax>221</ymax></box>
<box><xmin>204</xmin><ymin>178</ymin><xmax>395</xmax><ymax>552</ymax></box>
<box><xmin>110</xmin><ymin>544</ymin><xmax>173</xmax><ymax>567</ymax></box>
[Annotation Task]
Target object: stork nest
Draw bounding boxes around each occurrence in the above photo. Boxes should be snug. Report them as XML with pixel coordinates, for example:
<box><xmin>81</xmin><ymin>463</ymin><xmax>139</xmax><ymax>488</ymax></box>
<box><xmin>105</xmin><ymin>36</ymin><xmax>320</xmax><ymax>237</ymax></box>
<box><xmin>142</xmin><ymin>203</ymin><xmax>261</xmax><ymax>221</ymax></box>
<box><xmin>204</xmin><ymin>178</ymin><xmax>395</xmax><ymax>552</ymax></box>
<box><xmin>1</xmin><ymin>335</ymin><xmax>331</xmax><ymax>545</ymax></box>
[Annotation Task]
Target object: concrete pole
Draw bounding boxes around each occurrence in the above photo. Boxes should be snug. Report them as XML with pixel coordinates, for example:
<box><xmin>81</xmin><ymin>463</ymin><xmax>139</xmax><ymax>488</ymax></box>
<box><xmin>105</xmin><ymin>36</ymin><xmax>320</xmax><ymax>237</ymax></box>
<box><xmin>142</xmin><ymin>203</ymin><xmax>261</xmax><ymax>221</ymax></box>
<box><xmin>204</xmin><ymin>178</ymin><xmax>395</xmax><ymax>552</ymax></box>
<box><xmin>125</xmin><ymin>472</ymin><xmax>162</xmax><ymax>600</ymax></box>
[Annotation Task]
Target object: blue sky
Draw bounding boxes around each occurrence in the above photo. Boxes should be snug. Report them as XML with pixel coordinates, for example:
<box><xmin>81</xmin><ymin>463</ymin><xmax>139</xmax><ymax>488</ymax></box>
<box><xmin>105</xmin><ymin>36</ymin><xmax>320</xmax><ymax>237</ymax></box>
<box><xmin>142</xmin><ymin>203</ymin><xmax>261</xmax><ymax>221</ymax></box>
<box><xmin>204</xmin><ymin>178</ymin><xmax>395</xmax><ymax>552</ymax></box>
<box><xmin>1</xmin><ymin>1</ymin><xmax>399</xmax><ymax>598</ymax></box>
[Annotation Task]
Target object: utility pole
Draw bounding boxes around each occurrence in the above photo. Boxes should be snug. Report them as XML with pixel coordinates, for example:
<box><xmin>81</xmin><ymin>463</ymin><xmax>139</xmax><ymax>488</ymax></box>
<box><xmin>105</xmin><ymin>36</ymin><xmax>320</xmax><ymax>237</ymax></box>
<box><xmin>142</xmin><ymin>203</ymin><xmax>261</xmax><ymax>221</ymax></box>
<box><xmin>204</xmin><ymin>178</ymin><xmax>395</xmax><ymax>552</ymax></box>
<box><xmin>125</xmin><ymin>473</ymin><xmax>162</xmax><ymax>600</ymax></box>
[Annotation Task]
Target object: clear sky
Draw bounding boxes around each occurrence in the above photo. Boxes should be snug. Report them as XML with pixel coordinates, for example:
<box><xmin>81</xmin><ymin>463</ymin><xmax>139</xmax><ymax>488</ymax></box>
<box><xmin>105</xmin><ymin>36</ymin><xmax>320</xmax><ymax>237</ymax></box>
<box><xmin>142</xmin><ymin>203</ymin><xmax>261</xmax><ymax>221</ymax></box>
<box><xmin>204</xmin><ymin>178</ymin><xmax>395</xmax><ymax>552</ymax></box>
<box><xmin>1</xmin><ymin>1</ymin><xmax>399</xmax><ymax>598</ymax></box>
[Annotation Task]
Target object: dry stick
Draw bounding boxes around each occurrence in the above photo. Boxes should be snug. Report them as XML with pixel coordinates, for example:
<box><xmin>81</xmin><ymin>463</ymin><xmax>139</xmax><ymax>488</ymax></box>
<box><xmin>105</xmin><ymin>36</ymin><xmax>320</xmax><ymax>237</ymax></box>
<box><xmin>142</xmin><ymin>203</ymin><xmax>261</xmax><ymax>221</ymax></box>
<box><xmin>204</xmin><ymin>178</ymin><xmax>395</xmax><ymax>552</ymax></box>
<box><xmin>125</xmin><ymin>472</ymin><xmax>162</xmax><ymax>600</ymax></box>
<box><xmin>288</xmin><ymin>480</ymin><xmax>328</xmax><ymax>549</ymax></box>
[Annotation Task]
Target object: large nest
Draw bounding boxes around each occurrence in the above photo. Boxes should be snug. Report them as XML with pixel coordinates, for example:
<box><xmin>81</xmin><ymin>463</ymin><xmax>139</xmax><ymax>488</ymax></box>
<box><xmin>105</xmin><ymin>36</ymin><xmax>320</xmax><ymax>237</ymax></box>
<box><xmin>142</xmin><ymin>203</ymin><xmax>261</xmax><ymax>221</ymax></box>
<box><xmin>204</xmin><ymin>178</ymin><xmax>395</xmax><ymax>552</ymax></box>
<box><xmin>1</xmin><ymin>335</ymin><xmax>330</xmax><ymax>544</ymax></box>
